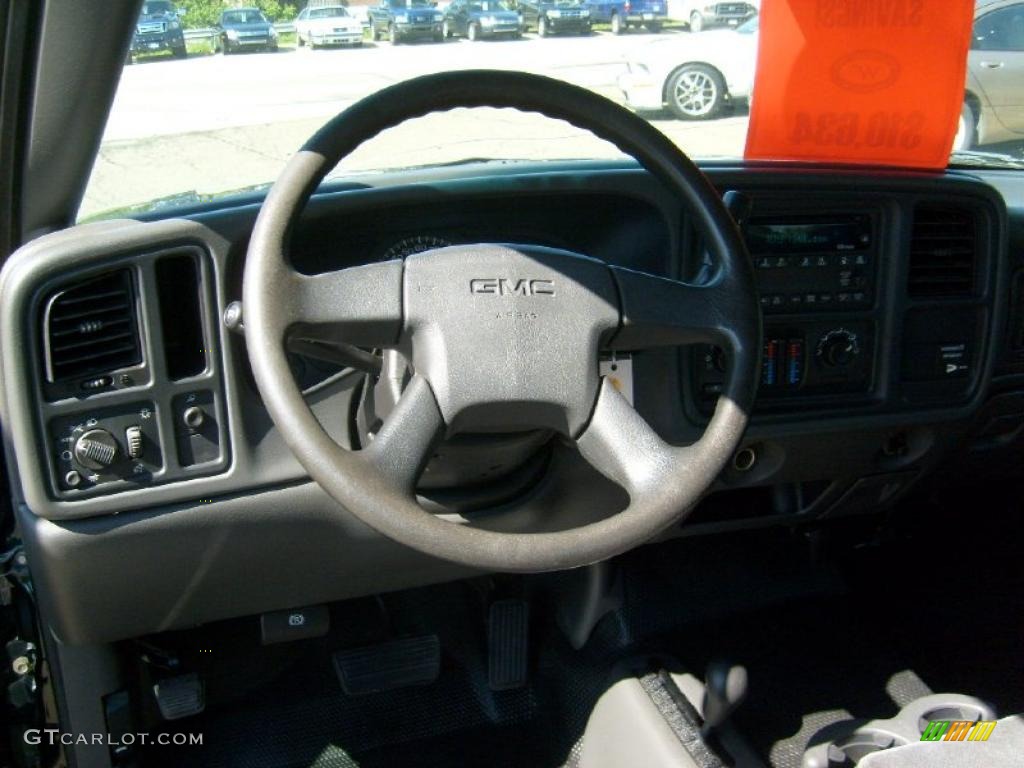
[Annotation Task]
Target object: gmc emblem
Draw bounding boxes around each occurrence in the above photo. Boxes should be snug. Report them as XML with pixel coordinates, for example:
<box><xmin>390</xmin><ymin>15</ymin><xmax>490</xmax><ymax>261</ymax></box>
<box><xmin>469</xmin><ymin>278</ymin><xmax>556</xmax><ymax>297</ymax></box>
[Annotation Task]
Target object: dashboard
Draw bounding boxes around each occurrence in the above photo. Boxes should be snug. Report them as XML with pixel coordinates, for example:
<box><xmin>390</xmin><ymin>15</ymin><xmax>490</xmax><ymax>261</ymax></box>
<box><xmin>2</xmin><ymin>161</ymin><xmax>1023</xmax><ymax>644</ymax></box>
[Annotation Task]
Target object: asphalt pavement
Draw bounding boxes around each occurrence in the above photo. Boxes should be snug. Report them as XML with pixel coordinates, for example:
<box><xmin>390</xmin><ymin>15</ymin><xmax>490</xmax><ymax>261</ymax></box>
<box><xmin>82</xmin><ymin>30</ymin><xmax>750</xmax><ymax>218</ymax></box>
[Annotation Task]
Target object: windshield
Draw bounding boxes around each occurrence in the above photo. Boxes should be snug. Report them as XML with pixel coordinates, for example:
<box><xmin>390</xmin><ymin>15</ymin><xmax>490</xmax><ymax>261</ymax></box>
<box><xmin>471</xmin><ymin>2</ymin><xmax>515</xmax><ymax>11</ymax></box>
<box><xmin>310</xmin><ymin>7</ymin><xmax>350</xmax><ymax>18</ymax></box>
<box><xmin>81</xmin><ymin>3</ymin><xmax>1024</xmax><ymax>220</ymax></box>
<box><xmin>140</xmin><ymin>1</ymin><xmax>175</xmax><ymax>15</ymax></box>
<box><xmin>222</xmin><ymin>10</ymin><xmax>268</xmax><ymax>24</ymax></box>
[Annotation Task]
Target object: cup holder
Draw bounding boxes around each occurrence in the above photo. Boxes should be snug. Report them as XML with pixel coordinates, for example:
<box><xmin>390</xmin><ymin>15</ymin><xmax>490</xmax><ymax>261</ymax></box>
<box><xmin>802</xmin><ymin>694</ymin><xmax>998</xmax><ymax>768</ymax></box>
<box><xmin>916</xmin><ymin>704</ymin><xmax>985</xmax><ymax>735</ymax></box>
<box><xmin>804</xmin><ymin>724</ymin><xmax>907</xmax><ymax>768</ymax></box>
<box><xmin>826</xmin><ymin>731</ymin><xmax>908</xmax><ymax>767</ymax></box>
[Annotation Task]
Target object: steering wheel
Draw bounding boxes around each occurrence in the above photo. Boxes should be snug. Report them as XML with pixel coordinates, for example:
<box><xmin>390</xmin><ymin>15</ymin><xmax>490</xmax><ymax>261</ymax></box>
<box><xmin>243</xmin><ymin>70</ymin><xmax>760</xmax><ymax>572</ymax></box>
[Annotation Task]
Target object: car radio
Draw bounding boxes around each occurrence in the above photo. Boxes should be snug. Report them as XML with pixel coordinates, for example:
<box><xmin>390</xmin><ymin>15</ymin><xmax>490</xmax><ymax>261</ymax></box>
<box><xmin>745</xmin><ymin>214</ymin><xmax>875</xmax><ymax>313</ymax></box>
<box><xmin>693</xmin><ymin>211</ymin><xmax>878</xmax><ymax>411</ymax></box>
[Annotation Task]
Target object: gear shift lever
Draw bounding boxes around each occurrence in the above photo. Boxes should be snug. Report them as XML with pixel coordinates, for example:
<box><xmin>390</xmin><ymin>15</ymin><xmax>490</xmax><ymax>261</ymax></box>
<box><xmin>701</xmin><ymin>661</ymin><xmax>748</xmax><ymax>736</ymax></box>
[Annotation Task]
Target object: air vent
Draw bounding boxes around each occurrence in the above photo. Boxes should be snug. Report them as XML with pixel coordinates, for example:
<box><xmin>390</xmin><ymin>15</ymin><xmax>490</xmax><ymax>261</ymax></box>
<box><xmin>907</xmin><ymin>205</ymin><xmax>977</xmax><ymax>298</ymax></box>
<box><xmin>43</xmin><ymin>270</ymin><xmax>141</xmax><ymax>383</ymax></box>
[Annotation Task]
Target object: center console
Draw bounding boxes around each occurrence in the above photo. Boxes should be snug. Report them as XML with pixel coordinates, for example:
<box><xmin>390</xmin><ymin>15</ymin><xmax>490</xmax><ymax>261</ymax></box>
<box><xmin>695</xmin><ymin>206</ymin><xmax>881</xmax><ymax>412</ymax></box>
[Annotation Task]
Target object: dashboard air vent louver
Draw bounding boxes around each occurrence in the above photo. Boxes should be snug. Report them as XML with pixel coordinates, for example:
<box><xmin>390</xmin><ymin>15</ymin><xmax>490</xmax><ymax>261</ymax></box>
<box><xmin>43</xmin><ymin>270</ymin><xmax>141</xmax><ymax>383</ymax></box>
<box><xmin>907</xmin><ymin>205</ymin><xmax>977</xmax><ymax>298</ymax></box>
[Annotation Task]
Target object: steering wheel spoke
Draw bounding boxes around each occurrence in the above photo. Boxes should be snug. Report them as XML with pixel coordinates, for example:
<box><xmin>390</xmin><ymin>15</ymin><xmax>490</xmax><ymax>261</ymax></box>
<box><xmin>607</xmin><ymin>266</ymin><xmax>748</xmax><ymax>351</ymax></box>
<box><xmin>363</xmin><ymin>375</ymin><xmax>445</xmax><ymax>492</ymax></box>
<box><xmin>577</xmin><ymin>378</ymin><xmax>688</xmax><ymax>496</ymax></box>
<box><xmin>285</xmin><ymin>260</ymin><xmax>405</xmax><ymax>348</ymax></box>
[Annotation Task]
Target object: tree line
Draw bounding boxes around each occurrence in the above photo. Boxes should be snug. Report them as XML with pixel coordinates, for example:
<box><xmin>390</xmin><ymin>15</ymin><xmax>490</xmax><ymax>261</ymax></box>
<box><xmin>176</xmin><ymin>1</ymin><xmax>303</xmax><ymax>28</ymax></box>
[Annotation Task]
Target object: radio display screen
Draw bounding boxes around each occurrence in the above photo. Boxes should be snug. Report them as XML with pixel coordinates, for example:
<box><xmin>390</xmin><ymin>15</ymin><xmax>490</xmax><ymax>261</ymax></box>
<box><xmin>744</xmin><ymin>216</ymin><xmax>872</xmax><ymax>254</ymax></box>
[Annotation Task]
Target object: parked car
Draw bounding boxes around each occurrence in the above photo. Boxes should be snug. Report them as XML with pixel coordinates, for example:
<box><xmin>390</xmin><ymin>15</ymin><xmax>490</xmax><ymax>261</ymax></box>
<box><xmin>619</xmin><ymin>15</ymin><xmax>757</xmax><ymax>118</ymax></box>
<box><xmin>672</xmin><ymin>0</ymin><xmax>758</xmax><ymax>32</ymax></box>
<box><xmin>518</xmin><ymin>0</ymin><xmax>592</xmax><ymax>37</ymax></box>
<box><xmin>443</xmin><ymin>0</ymin><xmax>523</xmax><ymax>40</ymax></box>
<box><xmin>349</xmin><ymin>4</ymin><xmax>373</xmax><ymax>27</ymax></box>
<box><xmin>128</xmin><ymin>0</ymin><xmax>186</xmax><ymax>62</ymax></box>
<box><xmin>295</xmin><ymin>5</ymin><xmax>364</xmax><ymax>47</ymax></box>
<box><xmin>214</xmin><ymin>7</ymin><xmax>279</xmax><ymax>54</ymax></box>
<box><xmin>584</xmin><ymin>0</ymin><xmax>666</xmax><ymax>34</ymax></box>
<box><xmin>960</xmin><ymin>0</ymin><xmax>1024</xmax><ymax>150</ymax></box>
<box><xmin>368</xmin><ymin>0</ymin><xmax>445</xmax><ymax>43</ymax></box>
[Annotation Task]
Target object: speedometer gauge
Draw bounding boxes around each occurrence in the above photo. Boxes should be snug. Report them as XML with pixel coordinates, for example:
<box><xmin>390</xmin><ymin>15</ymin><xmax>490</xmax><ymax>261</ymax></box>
<box><xmin>383</xmin><ymin>235</ymin><xmax>452</xmax><ymax>260</ymax></box>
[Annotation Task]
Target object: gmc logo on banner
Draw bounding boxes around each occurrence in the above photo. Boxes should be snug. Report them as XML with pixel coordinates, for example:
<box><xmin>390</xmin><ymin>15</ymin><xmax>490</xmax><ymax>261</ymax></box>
<box><xmin>469</xmin><ymin>278</ymin><xmax>556</xmax><ymax>297</ymax></box>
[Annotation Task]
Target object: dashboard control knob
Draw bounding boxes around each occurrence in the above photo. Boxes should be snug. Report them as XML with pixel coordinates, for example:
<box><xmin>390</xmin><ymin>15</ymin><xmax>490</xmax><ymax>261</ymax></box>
<box><xmin>64</xmin><ymin>470</ymin><xmax>82</xmax><ymax>488</ymax></box>
<box><xmin>125</xmin><ymin>425</ymin><xmax>144</xmax><ymax>460</ymax></box>
<box><xmin>73</xmin><ymin>428</ymin><xmax>119</xmax><ymax>470</ymax></box>
<box><xmin>817</xmin><ymin>329</ymin><xmax>860</xmax><ymax>368</ymax></box>
<box><xmin>182</xmin><ymin>406</ymin><xmax>205</xmax><ymax>430</ymax></box>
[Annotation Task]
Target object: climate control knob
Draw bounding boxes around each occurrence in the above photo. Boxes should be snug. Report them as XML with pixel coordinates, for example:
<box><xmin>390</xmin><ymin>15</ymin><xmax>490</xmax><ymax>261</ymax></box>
<box><xmin>73</xmin><ymin>428</ymin><xmax>119</xmax><ymax>471</ymax></box>
<box><xmin>817</xmin><ymin>329</ymin><xmax>860</xmax><ymax>368</ymax></box>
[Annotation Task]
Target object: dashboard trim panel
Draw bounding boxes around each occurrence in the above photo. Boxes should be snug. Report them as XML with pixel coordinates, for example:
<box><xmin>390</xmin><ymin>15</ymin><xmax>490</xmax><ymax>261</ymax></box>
<box><xmin>0</xmin><ymin>166</ymin><xmax>1010</xmax><ymax>525</ymax></box>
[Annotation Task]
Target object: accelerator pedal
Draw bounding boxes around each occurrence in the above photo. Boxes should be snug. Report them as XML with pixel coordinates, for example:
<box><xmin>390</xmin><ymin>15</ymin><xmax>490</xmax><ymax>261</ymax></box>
<box><xmin>333</xmin><ymin>635</ymin><xmax>441</xmax><ymax>696</ymax></box>
<box><xmin>488</xmin><ymin>599</ymin><xmax>529</xmax><ymax>691</ymax></box>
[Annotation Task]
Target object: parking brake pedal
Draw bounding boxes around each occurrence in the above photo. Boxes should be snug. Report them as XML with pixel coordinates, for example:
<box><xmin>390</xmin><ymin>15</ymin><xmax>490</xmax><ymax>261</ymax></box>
<box><xmin>333</xmin><ymin>635</ymin><xmax>440</xmax><ymax>696</ymax></box>
<box><xmin>488</xmin><ymin>599</ymin><xmax>529</xmax><ymax>691</ymax></box>
<box><xmin>153</xmin><ymin>673</ymin><xmax>205</xmax><ymax>720</ymax></box>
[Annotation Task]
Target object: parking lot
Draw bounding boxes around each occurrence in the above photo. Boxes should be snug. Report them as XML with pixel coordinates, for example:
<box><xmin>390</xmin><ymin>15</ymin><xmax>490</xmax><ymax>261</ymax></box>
<box><xmin>82</xmin><ymin>12</ymin><xmax>1024</xmax><ymax>221</ymax></box>
<box><xmin>83</xmin><ymin>30</ymin><xmax>750</xmax><ymax>218</ymax></box>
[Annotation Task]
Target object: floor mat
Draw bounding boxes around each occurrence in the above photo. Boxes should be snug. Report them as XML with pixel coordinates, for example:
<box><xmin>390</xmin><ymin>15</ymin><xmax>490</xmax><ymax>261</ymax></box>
<box><xmin>143</xmin><ymin>582</ymin><xmax>619</xmax><ymax>768</ymax></box>
<box><xmin>140</xmin><ymin>514</ymin><xmax>1024</xmax><ymax>768</ymax></box>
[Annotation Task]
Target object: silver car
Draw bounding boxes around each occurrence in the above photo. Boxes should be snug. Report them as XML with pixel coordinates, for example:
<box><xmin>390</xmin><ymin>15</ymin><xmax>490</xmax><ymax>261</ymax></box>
<box><xmin>961</xmin><ymin>0</ymin><xmax>1024</xmax><ymax>149</ymax></box>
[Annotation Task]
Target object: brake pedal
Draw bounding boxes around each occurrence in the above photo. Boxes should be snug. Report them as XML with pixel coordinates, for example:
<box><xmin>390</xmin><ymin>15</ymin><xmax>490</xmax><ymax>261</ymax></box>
<box><xmin>153</xmin><ymin>673</ymin><xmax>205</xmax><ymax>720</ymax></box>
<box><xmin>333</xmin><ymin>635</ymin><xmax>440</xmax><ymax>696</ymax></box>
<box><xmin>488</xmin><ymin>599</ymin><xmax>529</xmax><ymax>691</ymax></box>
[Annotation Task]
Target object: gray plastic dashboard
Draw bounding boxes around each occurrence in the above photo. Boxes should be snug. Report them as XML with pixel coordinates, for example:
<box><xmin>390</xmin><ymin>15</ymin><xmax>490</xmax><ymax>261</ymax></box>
<box><xmin>0</xmin><ymin>162</ymin><xmax>1015</xmax><ymax>643</ymax></box>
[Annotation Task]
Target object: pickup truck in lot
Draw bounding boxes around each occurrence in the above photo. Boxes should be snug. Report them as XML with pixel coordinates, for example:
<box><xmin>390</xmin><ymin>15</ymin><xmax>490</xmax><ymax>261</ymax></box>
<box><xmin>584</xmin><ymin>0</ymin><xmax>666</xmax><ymax>34</ymax></box>
<box><xmin>128</xmin><ymin>0</ymin><xmax>186</xmax><ymax>62</ymax></box>
<box><xmin>518</xmin><ymin>0</ymin><xmax>593</xmax><ymax>36</ymax></box>
<box><xmin>674</xmin><ymin>0</ymin><xmax>758</xmax><ymax>32</ymax></box>
<box><xmin>369</xmin><ymin>0</ymin><xmax>445</xmax><ymax>43</ymax></box>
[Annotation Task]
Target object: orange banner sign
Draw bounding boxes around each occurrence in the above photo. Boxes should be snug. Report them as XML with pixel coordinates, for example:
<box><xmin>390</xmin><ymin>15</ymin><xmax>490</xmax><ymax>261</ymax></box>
<box><xmin>744</xmin><ymin>0</ymin><xmax>975</xmax><ymax>169</ymax></box>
